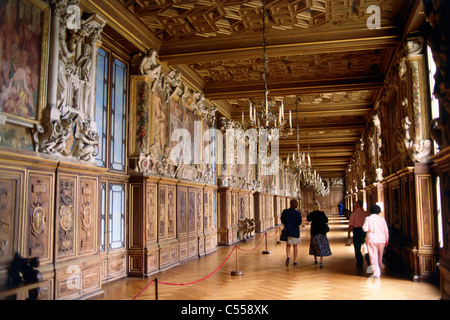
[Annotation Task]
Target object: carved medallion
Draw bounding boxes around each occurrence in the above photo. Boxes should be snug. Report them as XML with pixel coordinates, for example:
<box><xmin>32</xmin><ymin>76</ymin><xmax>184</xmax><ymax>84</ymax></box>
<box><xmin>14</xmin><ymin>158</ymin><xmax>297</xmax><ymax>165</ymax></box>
<box><xmin>58</xmin><ymin>178</ymin><xmax>75</xmax><ymax>254</ymax></box>
<box><xmin>60</xmin><ymin>206</ymin><xmax>73</xmax><ymax>232</ymax></box>
<box><xmin>29</xmin><ymin>178</ymin><xmax>49</xmax><ymax>256</ymax></box>
<box><xmin>31</xmin><ymin>207</ymin><xmax>46</xmax><ymax>236</ymax></box>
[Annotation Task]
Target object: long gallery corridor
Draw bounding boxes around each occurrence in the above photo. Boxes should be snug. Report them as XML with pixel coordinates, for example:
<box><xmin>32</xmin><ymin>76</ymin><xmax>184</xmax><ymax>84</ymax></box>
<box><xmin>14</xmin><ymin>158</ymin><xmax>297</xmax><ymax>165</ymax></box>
<box><xmin>96</xmin><ymin>215</ymin><xmax>440</xmax><ymax>300</ymax></box>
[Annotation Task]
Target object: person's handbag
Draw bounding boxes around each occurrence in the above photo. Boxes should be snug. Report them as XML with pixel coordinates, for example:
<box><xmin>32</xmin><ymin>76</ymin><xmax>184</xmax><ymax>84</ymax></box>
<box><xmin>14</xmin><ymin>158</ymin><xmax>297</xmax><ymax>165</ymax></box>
<box><xmin>345</xmin><ymin>237</ymin><xmax>352</xmax><ymax>246</ymax></box>
<box><xmin>280</xmin><ymin>228</ymin><xmax>288</xmax><ymax>241</ymax></box>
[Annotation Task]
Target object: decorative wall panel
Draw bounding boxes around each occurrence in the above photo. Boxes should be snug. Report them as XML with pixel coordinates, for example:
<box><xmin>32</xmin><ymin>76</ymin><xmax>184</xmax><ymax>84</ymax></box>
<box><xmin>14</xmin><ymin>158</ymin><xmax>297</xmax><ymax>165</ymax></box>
<box><xmin>55</xmin><ymin>174</ymin><xmax>76</xmax><ymax>260</ymax></box>
<box><xmin>27</xmin><ymin>172</ymin><xmax>54</xmax><ymax>264</ymax></box>
<box><xmin>0</xmin><ymin>171</ymin><xmax>22</xmax><ymax>265</ymax></box>
<box><xmin>79</xmin><ymin>177</ymin><xmax>98</xmax><ymax>255</ymax></box>
<box><xmin>0</xmin><ymin>169</ymin><xmax>24</xmax><ymax>285</ymax></box>
<box><xmin>146</xmin><ymin>182</ymin><xmax>157</xmax><ymax>243</ymax></box>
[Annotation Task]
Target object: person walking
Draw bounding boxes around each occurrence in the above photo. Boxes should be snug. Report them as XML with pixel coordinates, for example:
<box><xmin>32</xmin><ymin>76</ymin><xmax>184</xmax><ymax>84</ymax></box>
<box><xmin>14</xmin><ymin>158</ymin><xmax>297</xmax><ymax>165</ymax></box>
<box><xmin>347</xmin><ymin>200</ymin><xmax>370</xmax><ymax>270</ymax></box>
<box><xmin>280</xmin><ymin>199</ymin><xmax>302</xmax><ymax>266</ymax></box>
<box><xmin>363</xmin><ymin>204</ymin><xmax>389</xmax><ymax>278</ymax></box>
<box><xmin>307</xmin><ymin>202</ymin><xmax>332</xmax><ymax>267</ymax></box>
<box><xmin>338</xmin><ymin>202</ymin><xmax>344</xmax><ymax>217</ymax></box>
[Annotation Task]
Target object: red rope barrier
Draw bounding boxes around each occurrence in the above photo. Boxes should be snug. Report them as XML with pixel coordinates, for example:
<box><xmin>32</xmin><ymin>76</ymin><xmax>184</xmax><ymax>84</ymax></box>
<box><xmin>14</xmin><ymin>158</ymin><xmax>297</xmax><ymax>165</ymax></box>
<box><xmin>237</xmin><ymin>233</ymin><xmax>266</xmax><ymax>252</ymax></box>
<box><xmin>266</xmin><ymin>227</ymin><xmax>280</xmax><ymax>238</ymax></box>
<box><xmin>132</xmin><ymin>228</ymin><xmax>280</xmax><ymax>299</ymax></box>
<box><xmin>132</xmin><ymin>246</ymin><xmax>237</xmax><ymax>299</ymax></box>
<box><xmin>159</xmin><ymin>245</ymin><xmax>236</xmax><ymax>286</ymax></box>
<box><xmin>132</xmin><ymin>278</ymin><xmax>155</xmax><ymax>300</ymax></box>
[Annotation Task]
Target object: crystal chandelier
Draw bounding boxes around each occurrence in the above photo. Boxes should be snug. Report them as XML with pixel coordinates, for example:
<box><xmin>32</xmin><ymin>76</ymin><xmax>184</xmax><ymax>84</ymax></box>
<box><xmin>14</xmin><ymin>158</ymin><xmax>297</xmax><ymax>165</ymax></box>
<box><xmin>285</xmin><ymin>96</ymin><xmax>326</xmax><ymax>195</ymax></box>
<box><xmin>286</xmin><ymin>97</ymin><xmax>311</xmax><ymax>173</ymax></box>
<box><xmin>246</xmin><ymin>0</ymin><xmax>293</xmax><ymax>140</ymax></box>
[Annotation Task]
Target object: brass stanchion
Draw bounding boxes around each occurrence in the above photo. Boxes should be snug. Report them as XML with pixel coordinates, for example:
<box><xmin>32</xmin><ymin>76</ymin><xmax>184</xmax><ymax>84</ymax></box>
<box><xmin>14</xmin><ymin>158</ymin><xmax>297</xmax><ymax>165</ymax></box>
<box><xmin>262</xmin><ymin>232</ymin><xmax>271</xmax><ymax>254</ymax></box>
<box><xmin>231</xmin><ymin>246</ymin><xmax>244</xmax><ymax>276</ymax></box>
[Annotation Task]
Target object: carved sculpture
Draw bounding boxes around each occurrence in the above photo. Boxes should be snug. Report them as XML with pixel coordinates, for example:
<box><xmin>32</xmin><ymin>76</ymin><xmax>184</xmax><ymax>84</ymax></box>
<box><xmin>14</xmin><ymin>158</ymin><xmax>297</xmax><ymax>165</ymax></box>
<box><xmin>36</xmin><ymin>1</ymin><xmax>105</xmax><ymax>162</ymax></box>
<box><xmin>403</xmin><ymin>116</ymin><xmax>432</xmax><ymax>163</ymax></box>
<box><xmin>138</xmin><ymin>48</ymin><xmax>162</xmax><ymax>92</ymax></box>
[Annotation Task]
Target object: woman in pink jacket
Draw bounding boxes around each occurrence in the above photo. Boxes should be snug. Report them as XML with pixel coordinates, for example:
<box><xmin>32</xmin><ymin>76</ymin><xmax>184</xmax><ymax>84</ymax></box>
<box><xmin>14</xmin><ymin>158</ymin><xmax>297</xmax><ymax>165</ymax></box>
<box><xmin>362</xmin><ymin>204</ymin><xmax>389</xmax><ymax>278</ymax></box>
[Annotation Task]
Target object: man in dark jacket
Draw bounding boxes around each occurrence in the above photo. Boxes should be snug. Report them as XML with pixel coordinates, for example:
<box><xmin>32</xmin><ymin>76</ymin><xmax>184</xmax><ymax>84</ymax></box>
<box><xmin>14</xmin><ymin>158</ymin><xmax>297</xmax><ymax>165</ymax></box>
<box><xmin>280</xmin><ymin>199</ymin><xmax>302</xmax><ymax>266</ymax></box>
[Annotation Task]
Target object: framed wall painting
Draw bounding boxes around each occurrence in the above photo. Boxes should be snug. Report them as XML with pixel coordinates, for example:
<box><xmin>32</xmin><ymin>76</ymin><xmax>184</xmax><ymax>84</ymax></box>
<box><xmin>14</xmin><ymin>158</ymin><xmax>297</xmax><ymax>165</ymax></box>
<box><xmin>169</xmin><ymin>98</ymin><xmax>201</xmax><ymax>165</ymax></box>
<box><xmin>0</xmin><ymin>0</ymin><xmax>49</xmax><ymax>126</ymax></box>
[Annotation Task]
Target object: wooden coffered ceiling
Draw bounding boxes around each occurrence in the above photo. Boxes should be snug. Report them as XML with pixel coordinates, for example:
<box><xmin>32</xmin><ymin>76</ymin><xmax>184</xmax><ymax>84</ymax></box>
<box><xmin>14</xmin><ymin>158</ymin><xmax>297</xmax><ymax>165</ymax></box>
<box><xmin>88</xmin><ymin>0</ymin><xmax>426</xmax><ymax>177</ymax></box>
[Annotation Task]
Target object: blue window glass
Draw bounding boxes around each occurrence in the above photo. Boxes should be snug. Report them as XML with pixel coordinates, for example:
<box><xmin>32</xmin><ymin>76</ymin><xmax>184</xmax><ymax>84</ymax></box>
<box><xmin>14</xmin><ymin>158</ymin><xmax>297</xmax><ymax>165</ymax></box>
<box><xmin>95</xmin><ymin>48</ymin><xmax>109</xmax><ymax>168</ymax></box>
<box><xmin>110</xmin><ymin>59</ymin><xmax>127</xmax><ymax>171</ymax></box>
<box><xmin>109</xmin><ymin>183</ymin><xmax>125</xmax><ymax>250</ymax></box>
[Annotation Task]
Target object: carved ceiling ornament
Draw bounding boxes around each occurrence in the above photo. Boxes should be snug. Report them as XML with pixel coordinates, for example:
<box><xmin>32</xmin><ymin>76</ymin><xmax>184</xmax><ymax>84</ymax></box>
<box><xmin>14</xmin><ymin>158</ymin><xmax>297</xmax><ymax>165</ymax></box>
<box><xmin>35</xmin><ymin>0</ymin><xmax>106</xmax><ymax>163</ymax></box>
<box><xmin>121</xmin><ymin>0</ymin><xmax>402</xmax><ymax>41</ymax></box>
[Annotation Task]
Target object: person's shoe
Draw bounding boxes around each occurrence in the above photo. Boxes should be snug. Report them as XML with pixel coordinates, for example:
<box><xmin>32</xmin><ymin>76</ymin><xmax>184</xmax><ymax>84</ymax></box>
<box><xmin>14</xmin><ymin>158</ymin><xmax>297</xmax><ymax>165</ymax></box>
<box><xmin>319</xmin><ymin>263</ymin><xmax>323</xmax><ymax>267</ymax></box>
<box><xmin>285</xmin><ymin>257</ymin><xmax>290</xmax><ymax>266</ymax></box>
<box><xmin>293</xmin><ymin>262</ymin><xmax>298</xmax><ymax>266</ymax></box>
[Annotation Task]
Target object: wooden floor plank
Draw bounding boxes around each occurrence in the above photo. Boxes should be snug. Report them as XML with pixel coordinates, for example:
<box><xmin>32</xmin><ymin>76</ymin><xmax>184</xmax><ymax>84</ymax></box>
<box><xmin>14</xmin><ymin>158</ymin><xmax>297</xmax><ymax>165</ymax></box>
<box><xmin>96</xmin><ymin>216</ymin><xmax>441</xmax><ymax>300</ymax></box>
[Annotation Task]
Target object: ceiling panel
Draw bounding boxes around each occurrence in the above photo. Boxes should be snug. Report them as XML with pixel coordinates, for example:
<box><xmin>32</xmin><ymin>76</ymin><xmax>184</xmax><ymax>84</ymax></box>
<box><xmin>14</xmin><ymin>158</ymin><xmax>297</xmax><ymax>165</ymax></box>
<box><xmin>115</xmin><ymin>0</ymin><xmax>423</xmax><ymax>177</ymax></box>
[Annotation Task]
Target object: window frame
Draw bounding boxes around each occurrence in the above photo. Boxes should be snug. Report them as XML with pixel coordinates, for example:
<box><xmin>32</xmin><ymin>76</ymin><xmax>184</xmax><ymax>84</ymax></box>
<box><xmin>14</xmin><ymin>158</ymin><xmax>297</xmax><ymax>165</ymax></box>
<box><xmin>94</xmin><ymin>44</ymin><xmax>130</xmax><ymax>173</ymax></box>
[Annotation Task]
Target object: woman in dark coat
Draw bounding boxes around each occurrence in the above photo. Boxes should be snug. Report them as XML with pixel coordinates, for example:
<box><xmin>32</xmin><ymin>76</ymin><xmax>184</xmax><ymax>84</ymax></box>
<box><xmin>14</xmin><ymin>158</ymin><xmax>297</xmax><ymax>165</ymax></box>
<box><xmin>307</xmin><ymin>202</ymin><xmax>332</xmax><ymax>267</ymax></box>
<box><xmin>280</xmin><ymin>199</ymin><xmax>302</xmax><ymax>267</ymax></box>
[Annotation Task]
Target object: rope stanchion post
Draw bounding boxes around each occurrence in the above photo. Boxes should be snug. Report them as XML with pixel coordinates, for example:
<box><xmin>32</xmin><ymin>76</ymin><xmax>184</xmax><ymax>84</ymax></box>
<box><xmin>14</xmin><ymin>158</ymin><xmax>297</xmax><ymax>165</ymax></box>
<box><xmin>231</xmin><ymin>245</ymin><xmax>244</xmax><ymax>276</ymax></box>
<box><xmin>262</xmin><ymin>232</ymin><xmax>271</xmax><ymax>254</ymax></box>
<box><xmin>155</xmin><ymin>277</ymin><xmax>158</xmax><ymax>301</ymax></box>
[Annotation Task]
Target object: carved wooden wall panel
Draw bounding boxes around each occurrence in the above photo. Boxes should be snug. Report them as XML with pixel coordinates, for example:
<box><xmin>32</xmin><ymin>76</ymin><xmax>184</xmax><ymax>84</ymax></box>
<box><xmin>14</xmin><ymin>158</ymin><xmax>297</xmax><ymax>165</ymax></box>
<box><xmin>159</xmin><ymin>180</ymin><xmax>178</xmax><ymax>272</ymax></box>
<box><xmin>0</xmin><ymin>169</ymin><xmax>24</xmax><ymax>284</ymax></box>
<box><xmin>203</xmin><ymin>186</ymin><xmax>217</xmax><ymax>254</ymax></box>
<box><xmin>106</xmin><ymin>252</ymin><xmax>127</xmax><ymax>281</ymax></box>
<box><xmin>399</xmin><ymin>170</ymin><xmax>414</xmax><ymax>241</ymax></box>
<box><xmin>384</xmin><ymin>174</ymin><xmax>400</xmax><ymax>227</ymax></box>
<box><xmin>217</xmin><ymin>188</ymin><xmax>232</xmax><ymax>245</ymax></box>
<box><xmin>197</xmin><ymin>189</ymin><xmax>205</xmax><ymax>256</ymax></box>
<box><xmin>129</xmin><ymin>182</ymin><xmax>143</xmax><ymax>251</ymax></box>
<box><xmin>167</xmin><ymin>186</ymin><xmax>176</xmax><ymax>239</ymax></box>
<box><xmin>128</xmin><ymin>181</ymin><xmax>144</xmax><ymax>276</ymax></box>
<box><xmin>254</xmin><ymin>192</ymin><xmax>262</xmax><ymax>233</ymax></box>
<box><xmin>203</xmin><ymin>189</ymin><xmax>211</xmax><ymax>232</ymax></box>
<box><xmin>145</xmin><ymin>180</ymin><xmax>159</xmax><ymax>274</ymax></box>
<box><xmin>128</xmin><ymin>177</ymin><xmax>159</xmax><ymax>276</ymax></box>
<box><xmin>79</xmin><ymin>177</ymin><xmax>98</xmax><ymax>255</ymax></box>
<box><xmin>27</xmin><ymin>172</ymin><xmax>54</xmax><ymax>264</ymax></box>
<box><xmin>273</xmin><ymin>196</ymin><xmax>283</xmax><ymax>225</ymax></box>
<box><xmin>55</xmin><ymin>174</ymin><xmax>76</xmax><ymax>260</ymax></box>
<box><xmin>249</xmin><ymin>192</ymin><xmax>255</xmax><ymax>220</ymax></box>
<box><xmin>267</xmin><ymin>195</ymin><xmax>274</xmax><ymax>229</ymax></box>
<box><xmin>197</xmin><ymin>189</ymin><xmax>203</xmax><ymax>232</ymax></box>
<box><xmin>177</xmin><ymin>186</ymin><xmax>189</xmax><ymax>261</ymax></box>
<box><xmin>415</xmin><ymin>170</ymin><xmax>435</xmax><ymax>250</ymax></box>
<box><xmin>158</xmin><ymin>184</ymin><xmax>168</xmax><ymax>241</ymax></box>
<box><xmin>188</xmin><ymin>188</ymin><xmax>198</xmax><ymax>260</ymax></box>
<box><xmin>146</xmin><ymin>182</ymin><xmax>157</xmax><ymax>243</ymax></box>
<box><xmin>55</xmin><ymin>271</ymin><xmax>80</xmax><ymax>300</ymax></box>
<box><xmin>82</xmin><ymin>265</ymin><xmax>102</xmax><ymax>297</ymax></box>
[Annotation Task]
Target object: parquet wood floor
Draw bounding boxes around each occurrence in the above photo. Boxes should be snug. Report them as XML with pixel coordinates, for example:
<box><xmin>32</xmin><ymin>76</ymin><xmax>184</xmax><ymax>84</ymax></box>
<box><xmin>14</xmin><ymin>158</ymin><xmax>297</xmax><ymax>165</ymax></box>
<box><xmin>96</xmin><ymin>216</ymin><xmax>441</xmax><ymax>300</ymax></box>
